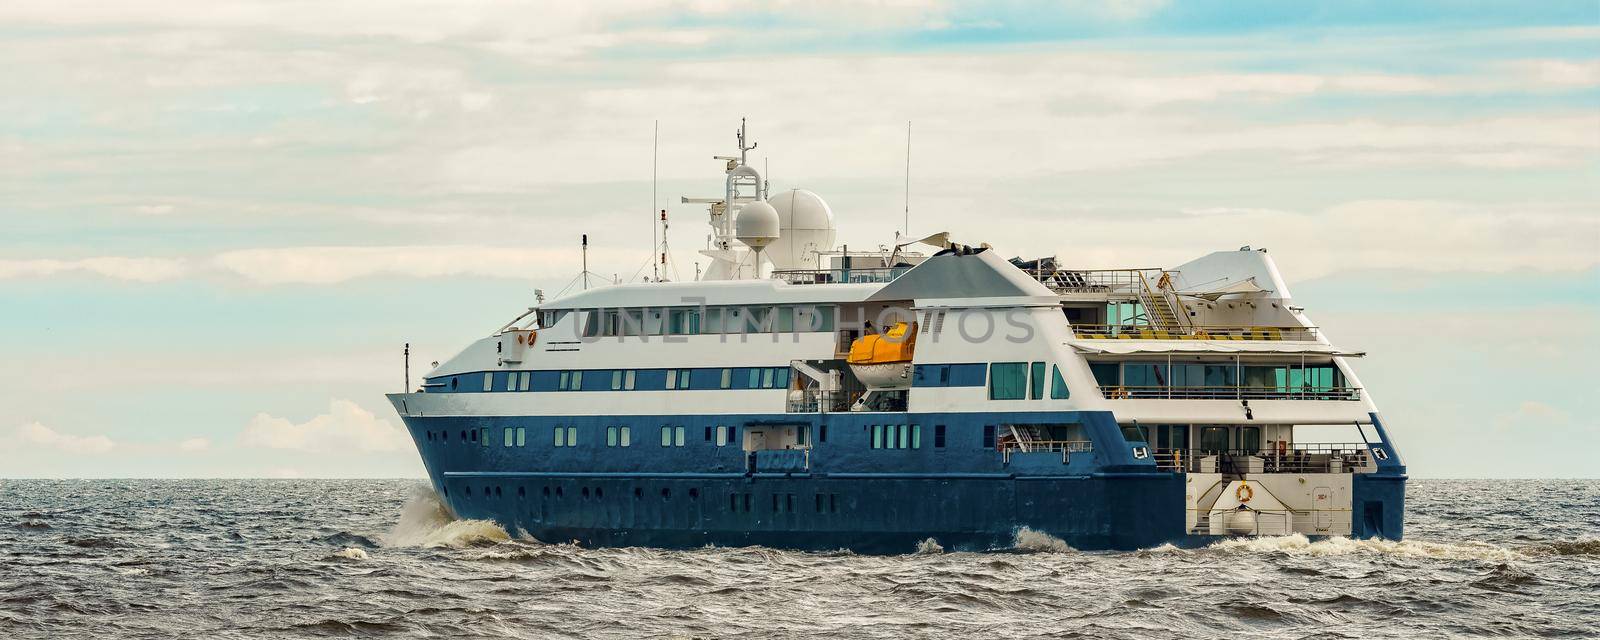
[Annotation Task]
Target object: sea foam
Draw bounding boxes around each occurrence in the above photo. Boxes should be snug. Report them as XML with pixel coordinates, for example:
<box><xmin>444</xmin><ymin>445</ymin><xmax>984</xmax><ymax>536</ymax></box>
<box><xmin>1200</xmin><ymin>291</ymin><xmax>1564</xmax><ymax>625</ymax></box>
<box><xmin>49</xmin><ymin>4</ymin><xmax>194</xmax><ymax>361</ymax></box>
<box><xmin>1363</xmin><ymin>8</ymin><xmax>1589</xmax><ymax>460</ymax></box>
<box><xmin>383</xmin><ymin>485</ymin><xmax>510</xmax><ymax>548</ymax></box>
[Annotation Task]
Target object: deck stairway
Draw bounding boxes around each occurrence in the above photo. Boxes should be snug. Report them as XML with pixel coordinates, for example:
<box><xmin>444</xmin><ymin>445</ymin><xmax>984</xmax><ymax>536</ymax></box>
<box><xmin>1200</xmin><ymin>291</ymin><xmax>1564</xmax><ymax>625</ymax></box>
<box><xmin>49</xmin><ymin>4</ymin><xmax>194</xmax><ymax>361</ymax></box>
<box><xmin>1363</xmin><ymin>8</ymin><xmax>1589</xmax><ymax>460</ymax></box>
<box><xmin>1007</xmin><ymin>425</ymin><xmax>1051</xmax><ymax>452</ymax></box>
<box><xmin>1136</xmin><ymin>271</ymin><xmax>1191</xmax><ymax>335</ymax></box>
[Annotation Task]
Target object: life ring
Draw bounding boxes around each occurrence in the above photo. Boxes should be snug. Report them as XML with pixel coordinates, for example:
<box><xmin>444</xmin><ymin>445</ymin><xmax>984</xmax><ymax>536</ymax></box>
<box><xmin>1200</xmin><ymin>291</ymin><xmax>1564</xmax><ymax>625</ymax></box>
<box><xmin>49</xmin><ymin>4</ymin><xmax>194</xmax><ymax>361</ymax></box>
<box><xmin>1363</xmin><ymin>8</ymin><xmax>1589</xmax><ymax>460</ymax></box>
<box><xmin>1235</xmin><ymin>483</ymin><xmax>1254</xmax><ymax>503</ymax></box>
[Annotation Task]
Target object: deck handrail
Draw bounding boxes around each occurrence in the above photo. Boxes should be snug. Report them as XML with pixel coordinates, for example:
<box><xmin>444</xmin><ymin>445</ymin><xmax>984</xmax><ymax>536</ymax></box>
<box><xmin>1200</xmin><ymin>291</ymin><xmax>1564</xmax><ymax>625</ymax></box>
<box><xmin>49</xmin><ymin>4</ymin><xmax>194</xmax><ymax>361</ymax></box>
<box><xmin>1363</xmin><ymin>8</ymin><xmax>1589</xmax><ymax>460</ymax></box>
<box><xmin>1152</xmin><ymin>446</ymin><xmax>1371</xmax><ymax>474</ymax></box>
<box><xmin>1100</xmin><ymin>385</ymin><xmax>1361</xmax><ymax>401</ymax></box>
<box><xmin>1072</xmin><ymin>324</ymin><xmax>1319</xmax><ymax>341</ymax></box>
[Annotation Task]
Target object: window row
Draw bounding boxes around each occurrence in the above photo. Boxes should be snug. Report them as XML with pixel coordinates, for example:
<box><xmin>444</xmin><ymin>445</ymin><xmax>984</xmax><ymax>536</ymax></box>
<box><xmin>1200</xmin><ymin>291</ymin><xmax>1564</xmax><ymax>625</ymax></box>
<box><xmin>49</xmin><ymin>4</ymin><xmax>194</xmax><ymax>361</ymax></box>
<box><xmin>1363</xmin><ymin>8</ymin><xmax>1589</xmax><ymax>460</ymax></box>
<box><xmin>445</xmin><ymin>483</ymin><xmax>843</xmax><ymax>515</ymax></box>
<box><xmin>439</xmin><ymin>366</ymin><xmax>794</xmax><ymax>393</ymax></box>
<box><xmin>869</xmin><ymin>424</ymin><xmax>925</xmax><ymax>449</ymax></box>
<box><xmin>579</xmin><ymin>305</ymin><xmax>838</xmax><ymax>337</ymax></box>
<box><xmin>988</xmin><ymin>362</ymin><xmax>1069</xmax><ymax>401</ymax></box>
<box><xmin>912</xmin><ymin>363</ymin><xmax>987</xmax><ymax>388</ymax></box>
<box><xmin>1089</xmin><ymin>362</ymin><xmax>1346</xmax><ymax>390</ymax></box>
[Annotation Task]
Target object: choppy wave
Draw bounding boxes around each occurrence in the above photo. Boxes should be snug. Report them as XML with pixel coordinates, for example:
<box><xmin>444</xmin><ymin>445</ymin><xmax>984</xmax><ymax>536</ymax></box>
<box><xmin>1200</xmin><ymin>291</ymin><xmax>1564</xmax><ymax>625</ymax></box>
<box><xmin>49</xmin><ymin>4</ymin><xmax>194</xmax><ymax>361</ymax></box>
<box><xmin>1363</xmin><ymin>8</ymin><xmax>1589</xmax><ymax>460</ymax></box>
<box><xmin>381</xmin><ymin>485</ymin><xmax>510</xmax><ymax>548</ymax></box>
<box><xmin>1</xmin><ymin>478</ymin><xmax>1595</xmax><ymax>640</ymax></box>
<box><xmin>1011</xmin><ymin>527</ymin><xmax>1074</xmax><ymax>553</ymax></box>
<box><xmin>914</xmin><ymin>537</ymin><xmax>945</xmax><ymax>554</ymax></box>
<box><xmin>1207</xmin><ymin>533</ymin><xmax>1525</xmax><ymax>562</ymax></box>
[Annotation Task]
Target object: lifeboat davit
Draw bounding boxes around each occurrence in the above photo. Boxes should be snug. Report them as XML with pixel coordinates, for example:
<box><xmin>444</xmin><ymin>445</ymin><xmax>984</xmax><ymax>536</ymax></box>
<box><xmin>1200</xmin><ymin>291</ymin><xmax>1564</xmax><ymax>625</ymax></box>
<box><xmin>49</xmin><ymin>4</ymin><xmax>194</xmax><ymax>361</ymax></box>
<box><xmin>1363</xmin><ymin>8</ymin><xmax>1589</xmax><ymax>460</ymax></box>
<box><xmin>847</xmin><ymin>322</ymin><xmax>917</xmax><ymax>389</ymax></box>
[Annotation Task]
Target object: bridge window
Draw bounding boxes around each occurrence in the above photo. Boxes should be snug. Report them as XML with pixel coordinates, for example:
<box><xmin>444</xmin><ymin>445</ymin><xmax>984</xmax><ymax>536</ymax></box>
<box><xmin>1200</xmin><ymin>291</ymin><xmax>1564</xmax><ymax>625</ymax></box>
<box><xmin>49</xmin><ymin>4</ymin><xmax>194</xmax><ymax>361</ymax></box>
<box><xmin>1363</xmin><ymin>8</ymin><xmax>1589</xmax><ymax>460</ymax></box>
<box><xmin>1051</xmin><ymin>365</ymin><xmax>1070</xmax><ymax>399</ymax></box>
<box><xmin>988</xmin><ymin>363</ymin><xmax>1027</xmax><ymax>400</ymax></box>
<box><xmin>482</xmin><ymin>373</ymin><xmax>493</xmax><ymax>392</ymax></box>
<box><xmin>519</xmin><ymin>372</ymin><xmax>531</xmax><ymax>391</ymax></box>
<box><xmin>720</xmin><ymin>368</ymin><xmax>732</xmax><ymax>389</ymax></box>
<box><xmin>505</xmin><ymin>373</ymin><xmax>516</xmax><ymax>391</ymax></box>
<box><xmin>611</xmin><ymin>370</ymin><xmax>624</xmax><ymax>390</ymax></box>
<box><xmin>1029</xmin><ymin>362</ymin><xmax>1046</xmax><ymax>399</ymax></box>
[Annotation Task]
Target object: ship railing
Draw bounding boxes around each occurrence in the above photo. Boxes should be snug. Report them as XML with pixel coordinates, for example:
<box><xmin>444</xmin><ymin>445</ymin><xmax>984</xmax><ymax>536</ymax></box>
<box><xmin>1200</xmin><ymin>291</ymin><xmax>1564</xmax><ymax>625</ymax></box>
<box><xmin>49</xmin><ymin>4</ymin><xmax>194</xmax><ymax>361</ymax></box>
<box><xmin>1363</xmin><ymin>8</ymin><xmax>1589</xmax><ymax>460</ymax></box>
<box><xmin>1100</xmin><ymin>385</ymin><xmax>1361</xmax><ymax>401</ymax></box>
<box><xmin>1152</xmin><ymin>445</ymin><xmax>1370</xmax><ymax>474</ymax></box>
<box><xmin>786</xmin><ymin>389</ymin><xmax>851</xmax><ymax>413</ymax></box>
<box><xmin>998</xmin><ymin>440</ymin><xmax>1093</xmax><ymax>464</ymax></box>
<box><xmin>771</xmin><ymin>267</ymin><xmax>911</xmax><ymax>285</ymax></box>
<box><xmin>1071</xmin><ymin>324</ymin><xmax>1319</xmax><ymax>341</ymax></box>
<box><xmin>1022</xmin><ymin>267</ymin><xmax>1161</xmax><ymax>296</ymax></box>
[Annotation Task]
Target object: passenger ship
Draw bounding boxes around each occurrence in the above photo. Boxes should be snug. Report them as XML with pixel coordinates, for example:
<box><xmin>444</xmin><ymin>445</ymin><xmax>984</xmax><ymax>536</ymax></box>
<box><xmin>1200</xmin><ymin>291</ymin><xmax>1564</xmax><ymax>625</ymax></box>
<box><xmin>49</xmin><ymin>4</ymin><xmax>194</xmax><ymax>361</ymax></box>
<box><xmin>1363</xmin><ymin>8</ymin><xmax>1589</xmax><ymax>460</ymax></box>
<box><xmin>388</xmin><ymin>123</ymin><xmax>1406</xmax><ymax>552</ymax></box>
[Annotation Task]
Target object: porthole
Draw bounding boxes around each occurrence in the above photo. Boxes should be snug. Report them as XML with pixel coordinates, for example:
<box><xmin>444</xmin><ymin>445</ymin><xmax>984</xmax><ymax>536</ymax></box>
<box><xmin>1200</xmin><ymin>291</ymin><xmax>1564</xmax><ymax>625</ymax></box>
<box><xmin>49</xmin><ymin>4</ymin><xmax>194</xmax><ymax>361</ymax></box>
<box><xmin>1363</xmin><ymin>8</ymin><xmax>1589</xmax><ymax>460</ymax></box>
<box><xmin>596</xmin><ymin>487</ymin><xmax>604</xmax><ymax>499</ymax></box>
<box><xmin>634</xmin><ymin>487</ymin><xmax>643</xmax><ymax>499</ymax></box>
<box><xmin>581</xmin><ymin>487</ymin><xmax>590</xmax><ymax>499</ymax></box>
<box><xmin>494</xmin><ymin>486</ymin><xmax>502</xmax><ymax>498</ymax></box>
<box><xmin>661</xmin><ymin>488</ymin><xmax>671</xmax><ymax>500</ymax></box>
<box><xmin>465</xmin><ymin>486</ymin><xmax>472</xmax><ymax>497</ymax></box>
<box><xmin>556</xmin><ymin>486</ymin><xmax>564</xmax><ymax>498</ymax></box>
<box><xmin>542</xmin><ymin>486</ymin><xmax>551</xmax><ymax>497</ymax></box>
<box><xmin>688</xmin><ymin>488</ymin><xmax>700</xmax><ymax>500</ymax></box>
<box><xmin>518</xmin><ymin>487</ymin><xmax>526</xmax><ymax>499</ymax></box>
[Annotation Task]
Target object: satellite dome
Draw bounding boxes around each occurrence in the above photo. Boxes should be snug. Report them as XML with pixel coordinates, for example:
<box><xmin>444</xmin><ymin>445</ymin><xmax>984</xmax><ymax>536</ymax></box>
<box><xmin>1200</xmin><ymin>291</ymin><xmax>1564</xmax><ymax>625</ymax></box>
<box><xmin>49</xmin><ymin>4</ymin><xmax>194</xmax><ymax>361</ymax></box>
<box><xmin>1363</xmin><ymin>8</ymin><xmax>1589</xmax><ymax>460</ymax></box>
<box><xmin>735</xmin><ymin>201</ymin><xmax>780</xmax><ymax>250</ymax></box>
<box><xmin>766</xmin><ymin>189</ymin><xmax>837</xmax><ymax>270</ymax></box>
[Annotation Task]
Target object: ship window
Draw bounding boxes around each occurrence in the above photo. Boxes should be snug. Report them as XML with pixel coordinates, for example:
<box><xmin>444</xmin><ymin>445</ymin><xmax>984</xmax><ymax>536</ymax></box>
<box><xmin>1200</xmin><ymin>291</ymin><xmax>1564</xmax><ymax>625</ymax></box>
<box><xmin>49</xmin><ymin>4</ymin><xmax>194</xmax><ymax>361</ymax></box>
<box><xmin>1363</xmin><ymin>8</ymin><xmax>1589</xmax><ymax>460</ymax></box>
<box><xmin>516</xmin><ymin>427</ymin><xmax>526</xmax><ymax>446</ymax></box>
<box><xmin>674</xmin><ymin>426</ymin><xmax>685</xmax><ymax>447</ymax></box>
<box><xmin>885</xmin><ymin>424</ymin><xmax>896</xmax><ymax>449</ymax></box>
<box><xmin>935</xmin><ymin>424</ymin><xmax>946</xmax><ymax>448</ymax></box>
<box><xmin>819</xmin><ymin>424</ymin><xmax>827</xmax><ymax>443</ymax></box>
<box><xmin>911</xmin><ymin>425</ymin><xmax>921</xmax><ymax>449</ymax></box>
<box><xmin>620</xmin><ymin>426</ymin><xmax>631</xmax><ymax>446</ymax></box>
<box><xmin>506</xmin><ymin>373</ymin><xmax>516</xmax><ymax>392</ymax></box>
<box><xmin>900</xmin><ymin>424</ymin><xmax>911</xmax><ymax>449</ymax></box>
<box><xmin>1121</xmin><ymin>425</ymin><xmax>1148</xmax><ymax>444</ymax></box>
<box><xmin>607</xmin><ymin>426</ymin><xmax>618</xmax><ymax>447</ymax></box>
<box><xmin>983</xmin><ymin>425</ymin><xmax>996</xmax><ymax>449</ymax></box>
<box><xmin>872</xmin><ymin>424</ymin><xmax>883</xmax><ymax>449</ymax></box>
<box><xmin>797</xmin><ymin>425</ymin><xmax>808</xmax><ymax>446</ymax></box>
<box><xmin>1199</xmin><ymin>426</ymin><xmax>1229</xmax><ymax>452</ymax></box>
<box><xmin>611</xmin><ymin>370</ymin><xmax>623</xmax><ymax>390</ymax></box>
<box><xmin>1089</xmin><ymin>362</ymin><xmax>1119</xmax><ymax>388</ymax></box>
<box><xmin>559</xmin><ymin>371</ymin><xmax>569</xmax><ymax>390</ymax></box>
<box><xmin>701</xmin><ymin>308</ymin><xmax>723</xmax><ymax>334</ymax></box>
<box><xmin>716</xmin><ymin>426</ymin><xmax>728</xmax><ymax>446</ymax></box>
<box><xmin>660</xmin><ymin>426</ymin><xmax>671</xmax><ymax>447</ymax></box>
<box><xmin>1051</xmin><ymin>365</ymin><xmax>1070</xmax><ymax>399</ymax></box>
<box><xmin>988</xmin><ymin>363</ymin><xmax>1027</xmax><ymax>400</ymax></box>
<box><xmin>554</xmin><ymin>427</ymin><xmax>566</xmax><ymax>447</ymax></box>
<box><xmin>720</xmin><ymin>368</ymin><xmax>732</xmax><ymax>389</ymax></box>
<box><xmin>442</xmin><ymin>431</ymin><xmax>448</xmax><ymax>441</ymax></box>
<box><xmin>762</xmin><ymin>368</ymin><xmax>775</xmax><ymax>388</ymax></box>
<box><xmin>566</xmin><ymin>426</ymin><xmax>577</xmax><ymax>446</ymax></box>
<box><xmin>1124</xmin><ymin>363</ymin><xmax>1169</xmax><ymax>389</ymax></box>
<box><xmin>771</xmin><ymin>494</ymin><xmax>779</xmax><ymax>512</ymax></box>
<box><xmin>504</xmin><ymin>427</ymin><xmax>514</xmax><ymax>447</ymax></box>
<box><xmin>815</xmin><ymin>493</ymin><xmax>824</xmax><ymax>513</ymax></box>
<box><xmin>746</xmin><ymin>368</ymin><xmax>760</xmax><ymax>388</ymax></box>
<box><xmin>1029</xmin><ymin>362</ymin><xmax>1046</xmax><ymax>399</ymax></box>
<box><xmin>450</xmin><ymin>377</ymin><xmax>458</xmax><ymax>391</ymax></box>
<box><xmin>624</xmin><ymin>370</ymin><xmax>636</xmax><ymax>390</ymax></box>
<box><xmin>519</xmin><ymin>372</ymin><xmax>531</xmax><ymax>391</ymax></box>
<box><xmin>482</xmin><ymin>373</ymin><xmax>493</xmax><ymax>392</ymax></box>
<box><xmin>571</xmin><ymin>371</ymin><xmax>584</xmax><ymax>390</ymax></box>
<box><xmin>1240</xmin><ymin>426</ymin><xmax>1262</xmax><ymax>452</ymax></box>
<box><xmin>774</xmin><ymin>368</ymin><xmax>790</xmax><ymax>387</ymax></box>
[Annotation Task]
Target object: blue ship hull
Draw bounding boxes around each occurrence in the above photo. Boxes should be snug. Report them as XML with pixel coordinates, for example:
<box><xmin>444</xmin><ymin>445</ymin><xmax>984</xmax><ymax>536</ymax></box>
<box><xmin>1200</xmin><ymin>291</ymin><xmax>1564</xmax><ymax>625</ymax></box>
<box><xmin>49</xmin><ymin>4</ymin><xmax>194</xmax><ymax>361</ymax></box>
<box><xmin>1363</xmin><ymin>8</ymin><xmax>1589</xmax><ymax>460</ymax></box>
<box><xmin>401</xmin><ymin>410</ymin><xmax>1406</xmax><ymax>553</ymax></box>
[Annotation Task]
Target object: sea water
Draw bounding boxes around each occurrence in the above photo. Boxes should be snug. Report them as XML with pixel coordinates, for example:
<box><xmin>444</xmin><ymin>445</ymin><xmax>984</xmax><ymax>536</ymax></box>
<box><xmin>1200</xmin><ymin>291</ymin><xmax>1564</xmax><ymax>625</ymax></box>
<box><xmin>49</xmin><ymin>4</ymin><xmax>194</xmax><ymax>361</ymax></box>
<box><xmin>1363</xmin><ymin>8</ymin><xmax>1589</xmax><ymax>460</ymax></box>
<box><xmin>1</xmin><ymin>479</ymin><xmax>1595</xmax><ymax>638</ymax></box>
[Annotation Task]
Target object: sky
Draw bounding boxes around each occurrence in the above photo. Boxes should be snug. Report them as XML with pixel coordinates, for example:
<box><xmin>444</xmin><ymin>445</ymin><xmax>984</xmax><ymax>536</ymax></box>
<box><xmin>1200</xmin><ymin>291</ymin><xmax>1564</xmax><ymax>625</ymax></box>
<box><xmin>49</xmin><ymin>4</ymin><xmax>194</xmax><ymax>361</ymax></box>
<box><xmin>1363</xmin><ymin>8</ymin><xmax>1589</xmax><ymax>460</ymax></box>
<box><xmin>1</xmin><ymin>1</ymin><xmax>1596</xmax><ymax>478</ymax></box>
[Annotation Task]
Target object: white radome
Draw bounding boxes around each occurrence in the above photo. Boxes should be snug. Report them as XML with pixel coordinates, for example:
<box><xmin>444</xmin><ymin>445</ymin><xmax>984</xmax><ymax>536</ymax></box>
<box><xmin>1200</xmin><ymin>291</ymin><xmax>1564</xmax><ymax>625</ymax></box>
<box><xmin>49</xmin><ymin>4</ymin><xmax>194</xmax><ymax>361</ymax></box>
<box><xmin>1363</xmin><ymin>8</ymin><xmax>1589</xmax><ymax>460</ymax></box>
<box><xmin>735</xmin><ymin>200</ymin><xmax>780</xmax><ymax>250</ymax></box>
<box><xmin>766</xmin><ymin>189</ymin><xmax>837</xmax><ymax>270</ymax></box>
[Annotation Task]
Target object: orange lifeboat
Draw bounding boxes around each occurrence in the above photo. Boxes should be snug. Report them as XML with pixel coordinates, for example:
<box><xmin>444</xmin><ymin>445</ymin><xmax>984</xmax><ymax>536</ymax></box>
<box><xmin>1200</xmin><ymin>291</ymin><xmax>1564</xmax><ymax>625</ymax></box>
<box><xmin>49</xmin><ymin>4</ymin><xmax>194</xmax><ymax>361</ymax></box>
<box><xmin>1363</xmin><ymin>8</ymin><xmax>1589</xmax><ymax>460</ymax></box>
<box><xmin>847</xmin><ymin>322</ymin><xmax>917</xmax><ymax>389</ymax></box>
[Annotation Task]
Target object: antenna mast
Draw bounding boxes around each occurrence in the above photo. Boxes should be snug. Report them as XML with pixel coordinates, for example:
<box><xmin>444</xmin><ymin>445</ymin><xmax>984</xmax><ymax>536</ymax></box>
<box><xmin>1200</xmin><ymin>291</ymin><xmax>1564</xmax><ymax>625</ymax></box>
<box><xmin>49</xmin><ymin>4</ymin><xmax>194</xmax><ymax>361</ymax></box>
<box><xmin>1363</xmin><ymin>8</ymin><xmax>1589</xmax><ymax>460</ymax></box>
<box><xmin>582</xmin><ymin>234</ymin><xmax>589</xmax><ymax>290</ymax></box>
<box><xmin>652</xmin><ymin>120</ymin><xmax>660</xmax><ymax>281</ymax></box>
<box><xmin>904</xmin><ymin>120</ymin><xmax>911</xmax><ymax>237</ymax></box>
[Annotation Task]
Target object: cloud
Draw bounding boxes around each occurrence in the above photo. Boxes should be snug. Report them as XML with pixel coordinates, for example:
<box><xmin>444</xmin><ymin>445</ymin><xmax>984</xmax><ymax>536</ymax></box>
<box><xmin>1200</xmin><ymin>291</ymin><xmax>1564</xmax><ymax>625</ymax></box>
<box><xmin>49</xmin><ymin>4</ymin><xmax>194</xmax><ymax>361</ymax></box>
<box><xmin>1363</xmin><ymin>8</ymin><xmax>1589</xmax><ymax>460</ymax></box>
<box><xmin>0</xmin><ymin>257</ymin><xmax>187</xmax><ymax>282</ymax></box>
<box><xmin>176</xmin><ymin>437</ymin><xmax>211</xmax><ymax>452</ymax></box>
<box><xmin>10</xmin><ymin>422</ymin><xmax>116</xmax><ymax>454</ymax></box>
<box><xmin>239</xmin><ymin>399</ymin><xmax>411</xmax><ymax>453</ymax></box>
<box><xmin>212</xmin><ymin>245</ymin><xmax>633</xmax><ymax>284</ymax></box>
<box><xmin>1493</xmin><ymin>400</ymin><xmax>1586</xmax><ymax>432</ymax></box>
